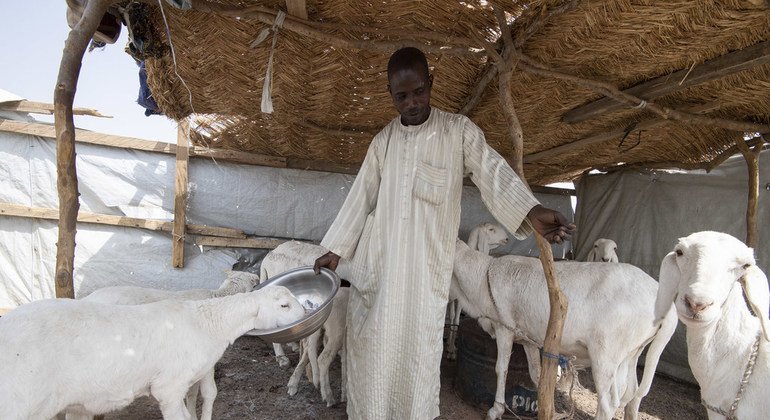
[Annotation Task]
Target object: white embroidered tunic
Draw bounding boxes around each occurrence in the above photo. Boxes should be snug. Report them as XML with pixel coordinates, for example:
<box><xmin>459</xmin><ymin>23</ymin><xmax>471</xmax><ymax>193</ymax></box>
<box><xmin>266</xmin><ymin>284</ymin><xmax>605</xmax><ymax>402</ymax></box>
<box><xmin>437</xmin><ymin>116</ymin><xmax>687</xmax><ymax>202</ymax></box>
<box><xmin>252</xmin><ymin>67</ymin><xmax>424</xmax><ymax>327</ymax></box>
<box><xmin>321</xmin><ymin>107</ymin><xmax>539</xmax><ymax>419</ymax></box>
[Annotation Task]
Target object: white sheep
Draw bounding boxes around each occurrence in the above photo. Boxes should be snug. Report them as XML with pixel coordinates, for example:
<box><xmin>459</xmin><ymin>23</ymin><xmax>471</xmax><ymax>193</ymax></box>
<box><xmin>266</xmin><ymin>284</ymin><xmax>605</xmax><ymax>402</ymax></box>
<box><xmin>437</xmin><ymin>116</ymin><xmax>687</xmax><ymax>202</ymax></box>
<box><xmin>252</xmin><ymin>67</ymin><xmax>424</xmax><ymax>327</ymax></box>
<box><xmin>80</xmin><ymin>270</ymin><xmax>259</xmax><ymax>420</ymax></box>
<box><xmin>654</xmin><ymin>231</ymin><xmax>770</xmax><ymax>420</ymax></box>
<box><xmin>287</xmin><ymin>287</ymin><xmax>350</xmax><ymax>407</ymax></box>
<box><xmin>586</xmin><ymin>238</ymin><xmax>619</xmax><ymax>262</ymax></box>
<box><xmin>446</xmin><ymin>222</ymin><xmax>509</xmax><ymax>360</ymax></box>
<box><xmin>260</xmin><ymin>240</ymin><xmax>354</xmax><ymax>367</ymax></box>
<box><xmin>452</xmin><ymin>239</ymin><xmax>678</xmax><ymax>420</ymax></box>
<box><xmin>0</xmin><ymin>285</ymin><xmax>305</xmax><ymax>420</ymax></box>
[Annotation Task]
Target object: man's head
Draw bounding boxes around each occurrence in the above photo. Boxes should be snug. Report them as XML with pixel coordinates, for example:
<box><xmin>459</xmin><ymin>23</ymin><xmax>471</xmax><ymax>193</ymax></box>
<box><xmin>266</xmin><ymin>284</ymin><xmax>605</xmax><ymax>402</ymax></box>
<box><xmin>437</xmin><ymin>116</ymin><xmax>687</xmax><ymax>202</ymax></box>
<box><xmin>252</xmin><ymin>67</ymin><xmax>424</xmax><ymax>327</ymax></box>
<box><xmin>387</xmin><ymin>47</ymin><xmax>433</xmax><ymax>126</ymax></box>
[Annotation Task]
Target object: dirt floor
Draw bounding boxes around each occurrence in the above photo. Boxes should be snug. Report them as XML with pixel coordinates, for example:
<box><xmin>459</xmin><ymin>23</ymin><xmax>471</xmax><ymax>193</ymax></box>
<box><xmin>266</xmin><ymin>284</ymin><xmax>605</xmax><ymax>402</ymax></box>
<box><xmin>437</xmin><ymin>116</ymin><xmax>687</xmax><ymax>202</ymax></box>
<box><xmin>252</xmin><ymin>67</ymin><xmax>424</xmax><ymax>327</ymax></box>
<box><xmin>105</xmin><ymin>334</ymin><xmax>706</xmax><ymax>419</ymax></box>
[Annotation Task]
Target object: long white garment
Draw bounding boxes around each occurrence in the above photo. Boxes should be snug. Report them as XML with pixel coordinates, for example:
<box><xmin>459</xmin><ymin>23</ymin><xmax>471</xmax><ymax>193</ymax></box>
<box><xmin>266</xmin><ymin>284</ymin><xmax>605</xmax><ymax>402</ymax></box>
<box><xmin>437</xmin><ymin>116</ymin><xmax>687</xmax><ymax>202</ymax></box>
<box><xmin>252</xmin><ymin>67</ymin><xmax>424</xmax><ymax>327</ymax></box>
<box><xmin>321</xmin><ymin>107</ymin><xmax>539</xmax><ymax>419</ymax></box>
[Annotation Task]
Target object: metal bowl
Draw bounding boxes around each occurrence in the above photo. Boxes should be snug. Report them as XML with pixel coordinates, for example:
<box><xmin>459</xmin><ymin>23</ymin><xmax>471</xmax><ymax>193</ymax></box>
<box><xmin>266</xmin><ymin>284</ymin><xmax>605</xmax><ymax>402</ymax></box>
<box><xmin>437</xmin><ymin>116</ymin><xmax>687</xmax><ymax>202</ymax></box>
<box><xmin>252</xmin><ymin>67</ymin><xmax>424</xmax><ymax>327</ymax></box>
<box><xmin>246</xmin><ymin>266</ymin><xmax>340</xmax><ymax>343</ymax></box>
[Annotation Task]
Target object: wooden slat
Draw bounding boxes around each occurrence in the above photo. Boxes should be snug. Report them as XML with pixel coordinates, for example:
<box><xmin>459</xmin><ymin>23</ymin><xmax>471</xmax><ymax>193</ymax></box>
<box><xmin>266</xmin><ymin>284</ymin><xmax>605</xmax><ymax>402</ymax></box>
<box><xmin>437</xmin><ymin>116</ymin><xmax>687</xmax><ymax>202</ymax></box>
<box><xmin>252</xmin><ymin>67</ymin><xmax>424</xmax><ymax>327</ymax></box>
<box><xmin>193</xmin><ymin>235</ymin><xmax>288</xmax><ymax>249</ymax></box>
<box><xmin>0</xmin><ymin>100</ymin><xmax>110</xmax><ymax>117</ymax></box>
<box><xmin>0</xmin><ymin>202</ymin><xmax>246</xmax><ymax>238</ymax></box>
<box><xmin>527</xmin><ymin>101</ymin><xmax>722</xmax><ymax>163</ymax></box>
<box><xmin>0</xmin><ymin>119</ymin><xmax>359</xmax><ymax>176</ymax></box>
<box><xmin>562</xmin><ymin>39</ymin><xmax>770</xmax><ymax>124</ymax></box>
<box><xmin>172</xmin><ymin>120</ymin><xmax>190</xmax><ymax>268</ymax></box>
<box><xmin>0</xmin><ymin>119</ymin><xmax>176</xmax><ymax>154</ymax></box>
<box><xmin>191</xmin><ymin>146</ymin><xmax>287</xmax><ymax>168</ymax></box>
<box><xmin>285</xmin><ymin>0</ymin><xmax>308</xmax><ymax>19</ymax></box>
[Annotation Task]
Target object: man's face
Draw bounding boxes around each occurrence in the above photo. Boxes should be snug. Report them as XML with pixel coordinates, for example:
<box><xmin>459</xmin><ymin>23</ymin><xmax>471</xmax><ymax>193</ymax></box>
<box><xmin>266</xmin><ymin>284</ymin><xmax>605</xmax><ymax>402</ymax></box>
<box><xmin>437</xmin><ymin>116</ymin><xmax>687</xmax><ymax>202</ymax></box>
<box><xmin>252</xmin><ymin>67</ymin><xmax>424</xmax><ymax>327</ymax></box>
<box><xmin>388</xmin><ymin>67</ymin><xmax>432</xmax><ymax>126</ymax></box>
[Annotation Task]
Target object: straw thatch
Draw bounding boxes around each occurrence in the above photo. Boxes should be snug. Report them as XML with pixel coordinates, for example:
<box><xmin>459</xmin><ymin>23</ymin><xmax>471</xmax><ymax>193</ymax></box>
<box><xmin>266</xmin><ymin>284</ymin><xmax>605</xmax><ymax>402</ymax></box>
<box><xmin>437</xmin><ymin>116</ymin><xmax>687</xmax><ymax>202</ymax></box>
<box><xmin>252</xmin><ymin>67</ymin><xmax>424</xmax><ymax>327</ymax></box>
<box><xmin>138</xmin><ymin>0</ymin><xmax>770</xmax><ymax>184</ymax></box>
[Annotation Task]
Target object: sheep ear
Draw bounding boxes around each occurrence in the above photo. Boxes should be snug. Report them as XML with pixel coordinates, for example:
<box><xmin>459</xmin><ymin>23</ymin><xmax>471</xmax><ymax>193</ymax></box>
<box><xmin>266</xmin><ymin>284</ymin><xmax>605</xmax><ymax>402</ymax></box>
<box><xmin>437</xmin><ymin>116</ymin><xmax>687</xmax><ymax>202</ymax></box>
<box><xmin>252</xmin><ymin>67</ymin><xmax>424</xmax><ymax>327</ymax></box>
<box><xmin>586</xmin><ymin>249</ymin><xmax>596</xmax><ymax>262</ymax></box>
<box><xmin>467</xmin><ymin>228</ymin><xmax>480</xmax><ymax>251</ymax></box>
<box><xmin>655</xmin><ymin>252</ymin><xmax>680</xmax><ymax>324</ymax></box>
<box><xmin>477</xmin><ymin>236</ymin><xmax>490</xmax><ymax>254</ymax></box>
<box><xmin>740</xmin><ymin>265</ymin><xmax>770</xmax><ymax>342</ymax></box>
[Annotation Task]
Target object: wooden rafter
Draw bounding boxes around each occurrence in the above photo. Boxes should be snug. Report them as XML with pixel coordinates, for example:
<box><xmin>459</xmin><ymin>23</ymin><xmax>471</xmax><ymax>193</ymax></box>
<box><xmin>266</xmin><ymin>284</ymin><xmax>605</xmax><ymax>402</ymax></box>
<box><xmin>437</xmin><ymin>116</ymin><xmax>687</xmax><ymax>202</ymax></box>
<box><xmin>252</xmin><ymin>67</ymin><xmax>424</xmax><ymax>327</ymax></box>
<box><xmin>562</xmin><ymin>39</ymin><xmax>770</xmax><ymax>124</ymax></box>
<box><xmin>525</xmin><ymin>101</ymin><xmax>724</xmax><ymax>163</ymax></box>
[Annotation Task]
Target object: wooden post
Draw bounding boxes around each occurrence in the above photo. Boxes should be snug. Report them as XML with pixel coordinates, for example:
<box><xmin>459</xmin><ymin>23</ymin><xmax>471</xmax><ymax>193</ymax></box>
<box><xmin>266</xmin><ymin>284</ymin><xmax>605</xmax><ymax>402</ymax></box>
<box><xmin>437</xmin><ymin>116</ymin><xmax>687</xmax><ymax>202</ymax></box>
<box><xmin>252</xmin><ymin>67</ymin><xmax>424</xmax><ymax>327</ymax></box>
<box><xmin>172</xmin><ymin>118</ymin><xmax>190</xmax><ymax>268</ymax></box>
<box><xmin>53</xmin><ymin>0</ymin><xmax>116</xmax><ymax>298</ymax></box>
<box><xmin>735</xmin><ymin>138</ymin><xmax>765</xmax><ymax>248</ymax></box>
<box><xmin>491</xmin><ymin>4</ymin><xmax>567</xmax><ymax>418</ymax></box>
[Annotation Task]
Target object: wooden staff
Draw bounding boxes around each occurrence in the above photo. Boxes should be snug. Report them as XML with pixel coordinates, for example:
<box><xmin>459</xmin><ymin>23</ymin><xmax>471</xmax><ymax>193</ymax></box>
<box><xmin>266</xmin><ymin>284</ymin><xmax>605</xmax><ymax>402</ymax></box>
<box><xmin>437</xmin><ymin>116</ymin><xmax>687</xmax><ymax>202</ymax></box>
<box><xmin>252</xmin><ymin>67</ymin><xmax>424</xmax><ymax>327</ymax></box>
<box><xmin>53</xmin><ymin>0</ymin><xmax>118</xmax><ymax>298</ymax></box>
<box><xmin>490</xmin><ymin>5</ymin><xmax>568</xmax><ymax>419</ymax></box>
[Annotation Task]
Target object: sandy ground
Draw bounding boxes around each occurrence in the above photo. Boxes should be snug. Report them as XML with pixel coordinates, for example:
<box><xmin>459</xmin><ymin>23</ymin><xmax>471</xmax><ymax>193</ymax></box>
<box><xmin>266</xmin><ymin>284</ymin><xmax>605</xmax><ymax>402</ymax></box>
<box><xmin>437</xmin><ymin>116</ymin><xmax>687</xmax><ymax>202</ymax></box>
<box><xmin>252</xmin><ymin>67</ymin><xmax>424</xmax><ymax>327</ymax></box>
<box><xmin>104</xmin><ymin>333</ymin><xmax>705</xmax><ymax>419</ymax></box>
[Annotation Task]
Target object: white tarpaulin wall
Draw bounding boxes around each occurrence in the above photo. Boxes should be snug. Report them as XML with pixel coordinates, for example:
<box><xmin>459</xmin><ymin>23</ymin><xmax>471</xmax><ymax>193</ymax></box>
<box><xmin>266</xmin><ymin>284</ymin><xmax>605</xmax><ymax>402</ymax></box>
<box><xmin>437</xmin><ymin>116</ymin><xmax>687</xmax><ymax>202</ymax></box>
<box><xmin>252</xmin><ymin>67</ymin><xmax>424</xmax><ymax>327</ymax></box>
<box><xmin>573</xmin><ymin>151</ymin><xmax>769</xmax><ymax>382</ymax></box>
<box><xmin>0</xmin><ymin>110</ymin><xmax>572</xmax><ymax>309</ymax></box>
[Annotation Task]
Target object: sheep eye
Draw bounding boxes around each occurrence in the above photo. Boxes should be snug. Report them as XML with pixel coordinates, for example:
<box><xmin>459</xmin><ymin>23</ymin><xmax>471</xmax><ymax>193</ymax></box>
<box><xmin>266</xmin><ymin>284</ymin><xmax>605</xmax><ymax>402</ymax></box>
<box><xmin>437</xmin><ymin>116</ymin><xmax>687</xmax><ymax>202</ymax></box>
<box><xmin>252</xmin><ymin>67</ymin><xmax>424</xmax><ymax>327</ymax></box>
<box><xmin>743</xmin><ymin>263</ymin><xmax>751</xmax><ymax>269</ymax></box>
<box><xmin>281</xmin><ymin>303</ymin><xmax>290</xmax><ymax>308</ymax></box>
<box><xmin>675</xmin><ymin>249</ymin><xmax>683</xmax><ymax>256</ymax></box>
<box><xmin>594</xmin><ymin>245</ymin><xmax>598</xmax><ymax>248</ymax></box>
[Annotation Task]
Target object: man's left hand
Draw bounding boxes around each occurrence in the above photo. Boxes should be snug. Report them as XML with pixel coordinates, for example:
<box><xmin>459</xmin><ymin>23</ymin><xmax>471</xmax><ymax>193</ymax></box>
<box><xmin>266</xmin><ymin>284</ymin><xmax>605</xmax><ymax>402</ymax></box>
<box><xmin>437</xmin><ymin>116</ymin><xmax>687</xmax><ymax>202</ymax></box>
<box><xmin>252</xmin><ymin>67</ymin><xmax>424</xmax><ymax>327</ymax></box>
<box><xmin>527</xmin><ymin>204</ymin><xmax>576</xmax><ymax>244</ymax></box>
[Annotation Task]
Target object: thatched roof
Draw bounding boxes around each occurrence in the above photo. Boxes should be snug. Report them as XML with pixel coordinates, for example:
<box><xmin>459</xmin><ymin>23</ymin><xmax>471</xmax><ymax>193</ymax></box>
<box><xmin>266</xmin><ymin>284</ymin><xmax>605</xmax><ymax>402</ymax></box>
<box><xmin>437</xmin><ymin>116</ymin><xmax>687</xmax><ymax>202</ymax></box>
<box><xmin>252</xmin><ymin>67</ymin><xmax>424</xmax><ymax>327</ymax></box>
<box><xmin>138</xmin><ymin>0</ymin><xmax>770</xmax><ymax>184</ymax></box>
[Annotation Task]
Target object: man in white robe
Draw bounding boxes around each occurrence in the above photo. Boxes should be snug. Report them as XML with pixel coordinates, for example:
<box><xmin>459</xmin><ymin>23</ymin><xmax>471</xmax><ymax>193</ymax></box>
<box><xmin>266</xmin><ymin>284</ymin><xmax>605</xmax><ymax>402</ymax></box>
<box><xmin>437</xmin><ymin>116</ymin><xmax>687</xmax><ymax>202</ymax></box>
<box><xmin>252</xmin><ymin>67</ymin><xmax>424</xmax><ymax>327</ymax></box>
<box><xmin>314</xmin><ymin>47</ymin><xmax>574</xmax><ymax>420</ymax></box>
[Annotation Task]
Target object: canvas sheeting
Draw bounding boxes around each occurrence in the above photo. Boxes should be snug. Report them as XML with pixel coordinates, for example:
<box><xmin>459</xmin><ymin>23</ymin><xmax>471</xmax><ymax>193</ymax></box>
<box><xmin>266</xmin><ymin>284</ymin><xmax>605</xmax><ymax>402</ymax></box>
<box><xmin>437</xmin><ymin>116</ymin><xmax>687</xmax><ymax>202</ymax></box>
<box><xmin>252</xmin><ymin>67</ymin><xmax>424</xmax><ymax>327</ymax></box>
<box><xmin>0</xmin><ymin>108</ymin><xmax>572</xmax><ymax>309</ymax></box>
<box><xmin>573</xmin><ymin>152</ymin><xmax>770</xmax><ymax>383</ymax></box>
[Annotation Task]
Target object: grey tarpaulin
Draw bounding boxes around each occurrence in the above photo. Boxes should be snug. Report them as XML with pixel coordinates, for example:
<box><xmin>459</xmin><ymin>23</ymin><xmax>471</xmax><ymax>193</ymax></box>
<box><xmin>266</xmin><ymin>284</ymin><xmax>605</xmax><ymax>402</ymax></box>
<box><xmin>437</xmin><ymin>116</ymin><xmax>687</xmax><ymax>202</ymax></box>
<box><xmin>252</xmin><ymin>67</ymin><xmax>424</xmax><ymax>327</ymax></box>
<box><xmin>574</xmin><ymin>151</ymin><xmax>769</xmax><ymax>383</ymax></box>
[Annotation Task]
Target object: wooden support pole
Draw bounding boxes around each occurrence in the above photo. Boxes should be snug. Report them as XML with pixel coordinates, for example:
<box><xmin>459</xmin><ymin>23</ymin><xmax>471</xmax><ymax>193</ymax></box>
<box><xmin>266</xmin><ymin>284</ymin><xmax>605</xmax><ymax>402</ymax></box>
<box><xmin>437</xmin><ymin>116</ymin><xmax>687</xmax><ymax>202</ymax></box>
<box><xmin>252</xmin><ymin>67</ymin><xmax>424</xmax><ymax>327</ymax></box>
<box><xmin>735</xmin><ymin>138</ymin><xmax>765</xmax><ymax>248</ymax></box>
<box><xmin>491</xmin><ymin>5</ymin><xmax>566</xmax><ymax>419</ymax></box>
<box><xmin>53</xmin><ymin>0</ymin><xmax>116</xmax><ymax>299</ymax></box>
<box><xmin>172</xmin><ymin>118</ymin><xmax>190</xmax><ymax>268</ymax></box>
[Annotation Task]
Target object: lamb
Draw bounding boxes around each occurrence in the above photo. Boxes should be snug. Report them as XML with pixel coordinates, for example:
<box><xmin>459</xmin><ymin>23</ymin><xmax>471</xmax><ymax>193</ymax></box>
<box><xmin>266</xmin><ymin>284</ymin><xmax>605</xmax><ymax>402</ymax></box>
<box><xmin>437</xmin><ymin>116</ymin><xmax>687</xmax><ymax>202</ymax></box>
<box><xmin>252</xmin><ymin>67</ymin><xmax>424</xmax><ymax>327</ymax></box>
<box><xmin>654</xmin><ymin>231</ymin><xmax>770</xmax><ymax>420</ymax></box>
<box><xmin>260</xmin><ymin>240</ymin><xmax>354</xmax><ymax>367</ymax></box>
<box><xmin>446</xmin><ymin>222</ymin><xmax>509</xmax><ymax>360</ymax></box>
<box><xmin>586</xmin><ymin>238</ymin><xmax>619</xmax><ymax>262</ymax></box>
<box><xmin>0</xmin><ymin>285</ymin><xmax>305</xmax><ymax>420</ymax></box>
<box><xmin>287</xmin><ymin>287</ymin><xmax>350</xmax><ymax>406</ymax></box>
<box><xmin>82</xmin><ymin>269</ymin><xmax>259</xmax><ymax>303</ymax></box>
<box><xmin>452</xmin><ymin>239</ymin><xmax>678</xmax><ymax>420</ymax></box>
<box><xmin>79</xmin><ymin>270</ymin><xmax>260</xmax><ymax>420</ymax></box>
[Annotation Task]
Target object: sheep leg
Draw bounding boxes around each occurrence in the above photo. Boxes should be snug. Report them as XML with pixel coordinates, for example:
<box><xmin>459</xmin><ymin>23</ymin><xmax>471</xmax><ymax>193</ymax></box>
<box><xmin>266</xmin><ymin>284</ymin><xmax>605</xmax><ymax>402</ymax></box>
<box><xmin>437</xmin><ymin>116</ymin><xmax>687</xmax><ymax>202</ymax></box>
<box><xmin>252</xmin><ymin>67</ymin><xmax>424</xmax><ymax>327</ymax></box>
<box><xmin>447</xmin><ymin>299</ymin><xmax>461</xmax><ymax>360</ymax></box>
<box><xmin>318</xmin><ymin>333</ymin><xmax>344</xmax><ymax>406</ymax></box>
<box><xmin>287</xmin><ymin>344</ymin><xmax>310</xmax><ymax>396</ymax></box>
<box><xmin>272</xmin><ymin>343</ymin><xmax>291</xmax><ymax>367</ymax></box>
<box><xmin>158</xmin><ymin>397</ymin><xmax>193</xmax><ymax>420</ymax></box>
<box><xmin>306</xmin><ymin>330</ymin><xmax>322</xmax><ymax>387</ymax></box>
<box><xmin>487</xmin><ymin>327</ymin><xmax>515</xmax><ymax>420</ymax></box>
<box><xmin>185</xmin><ymin>380</ymin><xmax>200</xmax><ymax>420</ymax></box>
<box><xmin>339</xmin><ymin>345</ymin><xmax>347</xmax><ymax>403</ymax></box>
<box><xmin>621</xmin><ymin>351</ymin><xmax>643</xmax><ymax>420</ymax></box>
<box><xmin>198</xmin><ymin>368</ymin><xmax>217</xmax><ymax>420</ymax></box>
<box><xmin>589</xmin><ymin>353</ymin><xmax>622</xmax><ymax>420</ymax></box>
<box><xmin>522</xmin><ymin>343</ymin><xmax>541</xmax><ymax>387</ymax></box>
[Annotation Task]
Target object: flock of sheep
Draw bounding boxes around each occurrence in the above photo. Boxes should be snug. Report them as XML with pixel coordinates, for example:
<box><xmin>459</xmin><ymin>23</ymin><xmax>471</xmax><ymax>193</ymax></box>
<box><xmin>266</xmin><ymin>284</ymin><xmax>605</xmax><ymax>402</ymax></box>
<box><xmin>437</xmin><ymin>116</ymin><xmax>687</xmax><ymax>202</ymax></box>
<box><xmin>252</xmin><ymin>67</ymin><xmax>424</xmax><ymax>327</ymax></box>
<box><xmin>0</xmin><ymin>225</ymin><xmax>767</xmax><ymax>420</ymax></box>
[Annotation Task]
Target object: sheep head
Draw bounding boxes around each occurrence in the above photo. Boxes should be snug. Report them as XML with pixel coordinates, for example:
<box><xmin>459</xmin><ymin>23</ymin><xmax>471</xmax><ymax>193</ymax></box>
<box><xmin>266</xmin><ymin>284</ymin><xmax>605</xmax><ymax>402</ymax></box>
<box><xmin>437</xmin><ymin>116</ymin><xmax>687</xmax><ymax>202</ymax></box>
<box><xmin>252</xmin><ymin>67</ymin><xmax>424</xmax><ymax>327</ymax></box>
<box><xmin>252</xmin><ymin>285</ymin><xmax>305</xmax><ymax>330</ymax></box>
<box><xmin>655</xmin><ymin>231</ymin><xmax>770</xmax><ymax>341</ymax></box>
<box><xmin>467</xmin><ymin>222</ymin><xmax>509</xmax><ymax>254</ymax></box>
<box><xmin>586</xmin><ymin>238</ymin><xmax>618</xmax><ymax>262</ymax></box>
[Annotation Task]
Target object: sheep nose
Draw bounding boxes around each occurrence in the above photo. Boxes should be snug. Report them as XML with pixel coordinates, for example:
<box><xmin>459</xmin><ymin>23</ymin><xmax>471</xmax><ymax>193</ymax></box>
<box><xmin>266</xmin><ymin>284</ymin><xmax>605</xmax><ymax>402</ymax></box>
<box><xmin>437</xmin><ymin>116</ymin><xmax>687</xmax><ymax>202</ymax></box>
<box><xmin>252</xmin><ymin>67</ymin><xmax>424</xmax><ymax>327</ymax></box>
<box><xmin>684</xmin><ymin>295</ymin><xmax>713</xmax><ymax>314</ymax></box>
<box><xmin>602</xmin><ymin>257</ymin><xmax>609</xmax><ymax>262</ymax></box>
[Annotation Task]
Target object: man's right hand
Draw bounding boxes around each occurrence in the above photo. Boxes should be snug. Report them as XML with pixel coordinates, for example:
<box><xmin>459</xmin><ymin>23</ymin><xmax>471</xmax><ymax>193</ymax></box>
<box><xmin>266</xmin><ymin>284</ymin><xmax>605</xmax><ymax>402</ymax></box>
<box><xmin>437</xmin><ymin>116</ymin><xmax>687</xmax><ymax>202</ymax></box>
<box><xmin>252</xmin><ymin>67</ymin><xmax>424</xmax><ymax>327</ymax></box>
<box><xmin>313</xmin><ymin>251</ymin><xmax>341</xmax><ymax>275</ymax></box>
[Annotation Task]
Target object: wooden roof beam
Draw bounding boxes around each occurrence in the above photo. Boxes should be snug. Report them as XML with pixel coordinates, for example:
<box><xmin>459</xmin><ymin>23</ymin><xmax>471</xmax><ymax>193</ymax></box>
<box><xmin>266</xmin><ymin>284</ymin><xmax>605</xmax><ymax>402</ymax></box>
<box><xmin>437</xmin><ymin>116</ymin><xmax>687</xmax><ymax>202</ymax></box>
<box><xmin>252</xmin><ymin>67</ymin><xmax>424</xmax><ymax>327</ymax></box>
<box><xmin>525</xmin><ymin>100</ymin><xmax>723</xmax><ymax>163</ymax></box>
<box><xmin>561</xmin><ymin>39</ymin><xmax>770</xmax><ymax>124</ymax></box>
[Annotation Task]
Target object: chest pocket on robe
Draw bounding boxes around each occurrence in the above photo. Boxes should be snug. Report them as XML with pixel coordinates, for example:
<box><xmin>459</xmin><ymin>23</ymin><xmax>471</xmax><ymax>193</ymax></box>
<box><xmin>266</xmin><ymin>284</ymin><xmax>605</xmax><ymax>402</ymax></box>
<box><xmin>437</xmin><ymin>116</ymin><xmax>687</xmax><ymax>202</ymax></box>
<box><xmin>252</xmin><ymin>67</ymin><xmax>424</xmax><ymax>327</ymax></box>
<box><xmin>412</xmin><ymin>161</ymin><xmax>447</xmax><ymax>206</ymax></box>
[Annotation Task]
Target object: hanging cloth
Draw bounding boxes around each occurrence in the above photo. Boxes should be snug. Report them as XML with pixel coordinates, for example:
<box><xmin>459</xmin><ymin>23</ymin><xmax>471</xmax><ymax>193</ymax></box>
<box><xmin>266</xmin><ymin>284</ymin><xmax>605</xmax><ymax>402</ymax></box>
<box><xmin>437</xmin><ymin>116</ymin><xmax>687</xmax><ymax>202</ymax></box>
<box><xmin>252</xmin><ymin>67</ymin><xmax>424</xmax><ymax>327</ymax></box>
<box><xmin>249</xmin><ymin>11</ymin><xmax>286</xmax><ymax>114</ymax></box>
